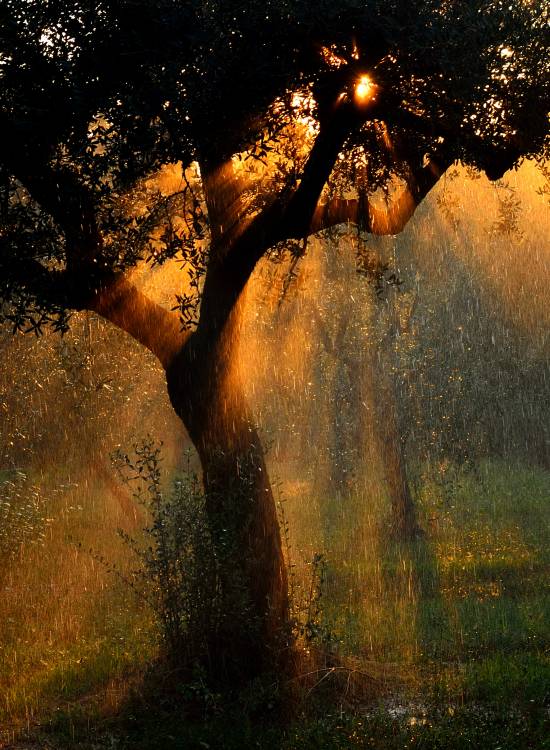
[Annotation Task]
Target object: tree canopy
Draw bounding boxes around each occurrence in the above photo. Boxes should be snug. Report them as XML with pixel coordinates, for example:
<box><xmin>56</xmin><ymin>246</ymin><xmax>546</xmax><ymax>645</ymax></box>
<box><xmin>1</xmin><ymin>0</ymin><xmax>548</xmax><ymax>337</ymax></box>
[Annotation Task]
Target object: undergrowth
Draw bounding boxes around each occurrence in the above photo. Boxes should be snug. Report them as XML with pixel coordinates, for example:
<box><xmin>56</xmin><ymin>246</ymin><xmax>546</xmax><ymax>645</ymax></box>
<box><xmin>109</xmin><ymin>440</ymin><xmax>336</xmax><ymax>694</ymax></box>
<box><xmin>111</xmin><ymin>441</ymin><xmax>219</xmax><ymax>669</ymax></box>
<box><xmin>1</xmin><ymin>457</ymin><xmax>548</xmax><ymax>748</ymax></box>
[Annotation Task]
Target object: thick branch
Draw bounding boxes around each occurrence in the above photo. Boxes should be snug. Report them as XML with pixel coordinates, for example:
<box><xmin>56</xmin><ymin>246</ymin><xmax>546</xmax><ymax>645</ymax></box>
<box><xmin>3</xmin><ymin>258</ymin><xmax>72</xmax><ymax>306</ymax></box>
<box><xmin>196</xmin><ymin>96</ymin><xmax>445</xmax><ymax>333</ymax></box>
<box><xmin>1</xmin><ymin>130</ymin><xmax>186</xmax><ymax>366</ymax></box>
<box><xmin>201</xmin><ymin>161</ymin><xmax>249</xmax><ymax>248</ymax></box>
<box><xmin>88</xmin><ymin>276</ymin><xmax>188</xmax><ymax>369</ymax></box>
<box><xmin>300</xmin><ymin>100</ymin><xmax>451</xmax><ymax>237</ymax></box>
<box><xmin>3</xmin><ymin>255</ymin><xmax>185</xmax><ymax>368</ymax></box>
<box><xmin>280</xmin><ymin>110</ymin><xmax>360</xmax><ymax>237</ymax></box>
<box><xmin>310</xmin><ymin>157</ymin><xmax>446</xmax><ymax>235</ymax></box>
<box><xmin>198</xmin><ymin>100</ymin><xmax>370</xmax><ymax>329</ymax></box>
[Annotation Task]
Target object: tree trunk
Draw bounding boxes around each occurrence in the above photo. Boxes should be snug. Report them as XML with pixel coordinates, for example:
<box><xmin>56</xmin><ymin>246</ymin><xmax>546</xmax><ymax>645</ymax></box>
<box><xmin>377</xmin><ymin>392</ymin><xmax>420</xmax><ymax>539</ymax></box>
<box><xmin>166</xmin><ymin>287</ymin><xmax>288</xmax><ymax>680</ymax></box>
<box><xmin>372</xmin><ymin>345</ymin><xmax>421</xmax><ymax>540</ymax></box>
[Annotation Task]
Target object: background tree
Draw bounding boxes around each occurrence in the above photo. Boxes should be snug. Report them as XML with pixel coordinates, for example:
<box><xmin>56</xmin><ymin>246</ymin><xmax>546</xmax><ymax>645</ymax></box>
<box><xmin>0</xmin><ymin>0</ymin><xmax>548</xmax><ymax>677</ymax></box>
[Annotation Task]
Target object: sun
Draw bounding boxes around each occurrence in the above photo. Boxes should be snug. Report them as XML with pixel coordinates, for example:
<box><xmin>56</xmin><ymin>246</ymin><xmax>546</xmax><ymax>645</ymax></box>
<box><xmin>355</xmin><ymin>74</ymin><xmax>375</xmax><ymax>103</ymax></box>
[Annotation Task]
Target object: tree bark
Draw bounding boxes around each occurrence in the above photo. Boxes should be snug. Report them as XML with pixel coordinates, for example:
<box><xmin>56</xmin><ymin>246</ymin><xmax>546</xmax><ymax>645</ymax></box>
<box><xmin>166</xmin><ymin>291</ymin><xmax>288</xmax><ymax>679</ymax></box>
<box><xmin>91</xmin><ymin>264</ymin><xmax>290</xmax><ymax>680</ymax></box>
<box><xmin>375</xmin><ymin>381</ymin><xmax>420</xmax><ymax>539</ymax></box>
<box><xmin>3</xmin><ymin>90</ymin><xmax>451</xmax><ymax>679</ymax></box>
<box><xmin>162</xmin><ymin>160</ymin><xmax>289</xmax><ymax>679</ymax></box>
<box><xmin>371</xmin><ymin>303</ymin><xmax>422</xmax><ymax>540</ymax></box>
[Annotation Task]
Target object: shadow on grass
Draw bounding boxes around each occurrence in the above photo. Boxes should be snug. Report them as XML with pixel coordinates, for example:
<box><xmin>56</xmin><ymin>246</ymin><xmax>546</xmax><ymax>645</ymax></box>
<box><xmin>379</xmin><ymin>529</ymin><xmax>454</xmax><ymax>663</ymax></box>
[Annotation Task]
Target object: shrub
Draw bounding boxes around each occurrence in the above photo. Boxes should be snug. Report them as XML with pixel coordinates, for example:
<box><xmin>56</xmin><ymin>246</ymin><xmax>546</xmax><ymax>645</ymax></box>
<box><xmin>113</xmin><ymin>441</ymin><xmax>219</xmax><ymax>668</ymax></box>
<box><xmin>113</xmin><ymin>440</ymin><xmax>336</xmax><ymax>686</ymax></box>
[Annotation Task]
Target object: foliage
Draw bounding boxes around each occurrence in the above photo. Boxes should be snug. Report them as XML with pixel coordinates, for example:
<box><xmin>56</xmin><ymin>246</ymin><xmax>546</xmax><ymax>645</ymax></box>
<box><xmin>393</xmin><ymin>239</ymin><xmax>550</xmax><ymax>469</ymax></box>
<box><xmin>112</xmin><ymin>441</ymin><xmax>219</xmax><ymax>668</ymax></box>
<box><xmin>0</xmin><ymin>0</ymin><xmax>548</xmax><ymax>331</ymax></box>
<box><xmin>0</xmin><ymin>314</ymin><xmax>166</xmax><ymax>471</ymax></box>
<box><xmin>111</xmin><ymin>440</ymin><xmax>338</xmax><ymax>679</ymax></box>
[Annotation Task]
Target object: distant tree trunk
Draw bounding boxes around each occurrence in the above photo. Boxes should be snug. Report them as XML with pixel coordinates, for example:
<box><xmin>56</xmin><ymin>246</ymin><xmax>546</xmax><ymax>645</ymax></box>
<box><xmin>372</xmin><ymin>293</ymin><xmax>422</xmax><ymax>539</ymax></box>
<box><xmin>327</xmin><ymin>310</ymin><xmax>357</xmax><ymax>499</ymax></box>
<box><xmin>374</xmin><ymin>367</ymin><xmax>420</xmax><ymax>538</ymax></box>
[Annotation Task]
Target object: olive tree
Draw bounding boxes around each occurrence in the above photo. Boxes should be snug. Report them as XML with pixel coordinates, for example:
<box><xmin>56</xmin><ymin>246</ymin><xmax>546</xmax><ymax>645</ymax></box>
<box><xmin>0</xmin><ymin>0</ymin><xmax>547</xmax><ymax>676</ymax></box>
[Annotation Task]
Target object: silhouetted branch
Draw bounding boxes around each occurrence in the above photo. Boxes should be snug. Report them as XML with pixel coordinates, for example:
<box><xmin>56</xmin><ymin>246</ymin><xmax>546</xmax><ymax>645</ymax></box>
<box><xmin>3</xmin><ymin>255</ymin><xmax>186</xmax><ymax>367</ymax></box>
<box><xmin>310</xmin><ymin>157</ymin><xmax>445</xmax><ymax>236</ymax></box>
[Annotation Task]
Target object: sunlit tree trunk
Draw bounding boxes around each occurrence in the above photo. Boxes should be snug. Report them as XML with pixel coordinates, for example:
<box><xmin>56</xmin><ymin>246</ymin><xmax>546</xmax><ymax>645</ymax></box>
<box><xmin>165</xmin><ymin>161</ymin><xmax>288</xmax><ymax>678</ymax></box>
<box><xmin>166</xmin><ymin>304</ymin><xmax>288</xmax><ymax>677</ymax></box>
<box><xmin>82</xmin><ymin>120</ymin><xmax>443</xmax><ymax>675</ymax></box>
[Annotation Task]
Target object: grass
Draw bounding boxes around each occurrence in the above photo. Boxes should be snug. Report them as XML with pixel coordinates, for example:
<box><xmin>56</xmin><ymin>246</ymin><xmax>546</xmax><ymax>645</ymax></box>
<box><xmin>0</xmin><ymin>458</ymin><xmax>548</xmax><ymax>748</ymax></box>
<box><xmin>10</xmin><ymin>695</ymin><xmax>550</xmax><ymax>750</ymax></box>
<box><xmin>314</xmin><ymin>459</ymin><xmax>549</xmax><ymax>696</ymax></box>
<box><xmin>0</xmin><ymin>465</ymin><xmax>158</xmax><ymax>742</ymax></box>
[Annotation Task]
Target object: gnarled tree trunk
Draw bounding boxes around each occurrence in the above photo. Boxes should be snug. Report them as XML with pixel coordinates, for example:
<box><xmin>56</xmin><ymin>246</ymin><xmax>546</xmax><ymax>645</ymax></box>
<box><xmin>164</xmin><ymin>160</ymin><xmax>289</xmax><ymax>679</ymax></box>
<box><xmin>166</xmin><ymin>301</ymin><xmax>288</xmax><ymax>678</ymax></box>
<box><xmin>91</xmin><ymin>182</ymin><xmax>290</xmax><ymax>678</ymax></box>
<box><xmin>86</xmin><ymin>120</ymin><xmax>445</xmax><ymax>677</ymax></box>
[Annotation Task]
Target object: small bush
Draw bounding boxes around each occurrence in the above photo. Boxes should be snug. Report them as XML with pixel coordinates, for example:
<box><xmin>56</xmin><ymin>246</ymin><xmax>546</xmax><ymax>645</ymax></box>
<box><xmin>113</xmin><ymin>441</ymin><xmax>219</xmax><ymax>668</ymax></box>
<box><xmin>112</xmin><ymin>441</ymin><xmax>336</xmax><ymax>688</ymax></box>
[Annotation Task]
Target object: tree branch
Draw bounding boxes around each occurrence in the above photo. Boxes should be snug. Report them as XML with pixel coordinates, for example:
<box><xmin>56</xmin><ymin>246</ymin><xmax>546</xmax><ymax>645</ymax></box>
<box><xmin>309</xmin><ymin>156</ymin><xmax>446</xmax><ymax>236</ymax></box>
<box><xmin>198</xmin><ymin>98</ymin><xmax>370</xmax><ymax>322</ymax></box>
<box><xmin>279</xmin><ymin>109</ymin><xmax>360</xmax><ymax>238</ymax></box>
<box><xmin>88</xmin><ymin>275</ymin><xmax>188</xmax><ymax>369</ymax></box>
<box><xmin>177</xmin><ymin>95</ymin><xmax>444</xmax><ymax>336</ymax></box>
<box><xmin>1</xmin><ymin>125</ymin><xmax>187</xmax><ymax>366</ymax></box>
<box><xmin>3</xmin><ymin>255</ymin><xmax>186</xmax><ymax>368</ymax></box>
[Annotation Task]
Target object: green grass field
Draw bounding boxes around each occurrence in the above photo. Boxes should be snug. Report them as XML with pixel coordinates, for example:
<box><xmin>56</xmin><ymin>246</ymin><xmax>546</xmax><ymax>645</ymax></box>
<box><xmin>0</xmin><ymin>458</ymin><xmax>548</xmax><ymax>748</ymax></box>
